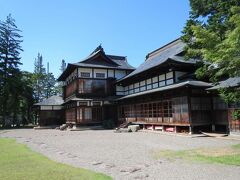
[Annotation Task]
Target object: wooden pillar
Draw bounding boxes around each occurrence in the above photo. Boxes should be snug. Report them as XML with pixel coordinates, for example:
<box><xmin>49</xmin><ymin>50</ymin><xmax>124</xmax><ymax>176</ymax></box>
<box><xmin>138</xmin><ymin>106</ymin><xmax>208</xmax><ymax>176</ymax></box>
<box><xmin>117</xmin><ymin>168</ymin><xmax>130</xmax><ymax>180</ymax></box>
<box><xmin>187</xmin><ymin>87</ymin><xmax>192</xmax><ymax>134</ymax></box>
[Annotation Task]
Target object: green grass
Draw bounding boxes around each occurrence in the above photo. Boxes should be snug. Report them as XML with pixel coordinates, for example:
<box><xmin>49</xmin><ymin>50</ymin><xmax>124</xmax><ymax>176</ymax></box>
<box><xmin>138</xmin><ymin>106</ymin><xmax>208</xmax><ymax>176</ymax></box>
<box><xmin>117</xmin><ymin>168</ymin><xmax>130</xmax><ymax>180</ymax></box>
<box><xmin>154</xmin><ymin>144</ymin><xmax>240</xmax><ymax>166</ymax></box>
<box><xmin>0</xmin><ymin>138</ymin><xmax>112</xmax><ymax>180</ymax></box>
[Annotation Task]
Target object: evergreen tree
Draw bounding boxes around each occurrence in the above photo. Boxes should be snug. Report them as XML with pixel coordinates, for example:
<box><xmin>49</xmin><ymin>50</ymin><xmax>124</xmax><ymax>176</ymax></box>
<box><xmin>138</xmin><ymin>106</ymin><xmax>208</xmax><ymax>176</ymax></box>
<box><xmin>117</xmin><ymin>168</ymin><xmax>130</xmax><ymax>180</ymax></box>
<box><xmin>32</xmin><ymin>55</ymin><xmax>58</xmax><ymax>101</ymax></box>
<box><xmin>182</xmin><ymin>0</ymin><xmax>240</xmax><ymax>103</ymax></box>
<box><xmin>0</xmin><ymin>14</ymin><xmax>23</xmax><ymax>127</ymax></box>
<box><xmin>55</xmin><ymin>59</ymin><xmax>67</xmax><ymax>96</ymax></box>
<box><xmin>32</xmin><ymin>53</ymin><xmax>46</xmax><ymax>102</ymax></box>
<box><xmin>19</xmin><ymin>71</ymin><xmax>35</xmax><ymax>125</ymax></box>
<box><xmin>60</xmin><ymin>59</ymin><xmax>66</xmax><ymax>72</ymax></box>
<box><xmin>44</xmin><ymin>67</ymin><xmax>57</xmax><ymax>98</ymax></box>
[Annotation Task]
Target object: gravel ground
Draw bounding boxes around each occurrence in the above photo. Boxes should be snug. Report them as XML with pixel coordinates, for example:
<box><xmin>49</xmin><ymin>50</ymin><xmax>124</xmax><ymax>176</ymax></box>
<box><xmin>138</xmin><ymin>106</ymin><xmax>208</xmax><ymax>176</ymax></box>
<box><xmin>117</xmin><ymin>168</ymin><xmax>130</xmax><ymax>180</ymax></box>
<box><xmin>0</xmin><ymin>129</ymin><xmax>240</xmax><ymax>180</ymax></box>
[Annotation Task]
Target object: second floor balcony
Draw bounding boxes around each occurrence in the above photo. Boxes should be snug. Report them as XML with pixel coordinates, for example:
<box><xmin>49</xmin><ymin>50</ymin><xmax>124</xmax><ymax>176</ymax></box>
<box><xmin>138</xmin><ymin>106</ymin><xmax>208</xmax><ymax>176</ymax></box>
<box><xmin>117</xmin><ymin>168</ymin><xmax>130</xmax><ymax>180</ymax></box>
<box><xmin>64</xmin><ymin>78</ymin><xmax>115</xmax><ymax>99</ymax></box>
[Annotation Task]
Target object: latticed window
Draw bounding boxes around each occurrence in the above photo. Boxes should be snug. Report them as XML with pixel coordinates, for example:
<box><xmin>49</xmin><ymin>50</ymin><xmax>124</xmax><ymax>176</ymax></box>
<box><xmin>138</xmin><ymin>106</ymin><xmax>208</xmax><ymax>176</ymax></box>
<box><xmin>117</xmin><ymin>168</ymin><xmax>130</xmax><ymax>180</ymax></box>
<box><xmin>96</xmin><ymin>73</ymin><xmax>105</xmax><ymax>78</ymax></box>
<box><xmin>80</xmin><ymin>72</ymin><xmax>90</xmax><ymax>77</ymax></box>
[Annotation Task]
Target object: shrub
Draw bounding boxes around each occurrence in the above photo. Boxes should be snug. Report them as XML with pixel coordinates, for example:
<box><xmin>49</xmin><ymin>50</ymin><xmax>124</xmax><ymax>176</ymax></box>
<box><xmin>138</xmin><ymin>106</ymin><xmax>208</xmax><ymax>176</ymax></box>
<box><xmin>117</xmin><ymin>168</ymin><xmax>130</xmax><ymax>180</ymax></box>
<box><xmin>232</xmin><ymin>109</ymin><xmax>240</xmax><ymax>120</ymax></box>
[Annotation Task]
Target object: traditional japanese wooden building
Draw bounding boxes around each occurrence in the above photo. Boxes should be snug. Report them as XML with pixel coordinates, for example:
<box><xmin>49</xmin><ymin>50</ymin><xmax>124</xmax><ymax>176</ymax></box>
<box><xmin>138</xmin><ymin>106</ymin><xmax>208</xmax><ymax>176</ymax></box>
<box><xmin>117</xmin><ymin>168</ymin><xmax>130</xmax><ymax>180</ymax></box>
<box><xmin>57</xmin><ymin>45</ymin><xmax>135</xmax><ymax>125</ymax></box>
<box><xmin>34</xmin><ymin>96</ymin><xmax>64</xmax><ymax>126</ymax></box>
<box><xmin>208</xmin><ymin>77</ymin><xmax>240</xmax><ymax>134</ymax></box>
<box><xmin>50</xmin><ymin>38</ymin><xmax>238</xmax><ymax>134</ymax></box>
<box><xmin>115</xmin><ymin>39</ymin><xmax>230</xmax><ymax>133</ymax></box>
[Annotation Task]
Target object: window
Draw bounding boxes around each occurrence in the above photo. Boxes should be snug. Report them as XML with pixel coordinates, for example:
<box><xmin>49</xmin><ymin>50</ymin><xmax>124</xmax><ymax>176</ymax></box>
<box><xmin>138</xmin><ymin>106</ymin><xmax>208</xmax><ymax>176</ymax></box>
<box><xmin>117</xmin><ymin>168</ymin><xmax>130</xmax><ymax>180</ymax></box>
<box><xmin>92</xmin><ymin>101</ymin><xmax>101</xmax><ymax>106</ymax></box>
<box><xmin>96</xmin><ymin>73</ymin><xmax>105</xmax><ymax>78</ymax></box>
<box><xmin>85</xmin><ymin>108</ymin><xmax>92</xmax><ymax>120</ymax></box>
<box><xmin>78</xmin><ymin>79</ymin><xmax>106</xmax><ymax>94</ymax></box>
<box><xmin>166</xmin><ymin>79</ymin><xmax>174</xmax><ymax>85</ymax></box>
<box><xmin>78</xmin><ymin>102</ymin><xmax>88</xmax><ymax>106</ymax></box>
<box><xmin>81</xmin><ymin>72</ymin><xmax>90</xmax><ymax>77</ymax></box>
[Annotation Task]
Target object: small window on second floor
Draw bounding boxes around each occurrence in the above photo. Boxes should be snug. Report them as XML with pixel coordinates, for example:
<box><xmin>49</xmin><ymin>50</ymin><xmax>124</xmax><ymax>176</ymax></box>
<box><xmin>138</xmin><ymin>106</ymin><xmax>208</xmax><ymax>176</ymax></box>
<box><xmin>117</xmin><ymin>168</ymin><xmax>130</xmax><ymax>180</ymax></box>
<box><xmin>96</xmin><ymin>73</ymin><xmax>105</xmax><ymax>78</ymax></box>
<box><xmin>81</xmin><ymin>72</ymin><xmax>90</xmax><ymax>78</ymax></box>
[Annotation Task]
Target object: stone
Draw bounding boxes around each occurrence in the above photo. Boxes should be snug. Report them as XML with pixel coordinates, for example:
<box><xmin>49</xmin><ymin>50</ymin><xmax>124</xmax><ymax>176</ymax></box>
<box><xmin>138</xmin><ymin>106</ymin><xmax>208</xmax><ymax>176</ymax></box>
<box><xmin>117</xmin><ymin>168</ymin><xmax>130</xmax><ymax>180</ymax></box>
<box><xmin>92</xmin><ymin>161</ymin><xmax>103</xmax><ymax>165</ymax></box>
<box><xmin>134</xmin><ymin>173</ymin><xmax>149</xmax><ymax>179</ymax></box>
<box><xmin>104</xmin><ymin>164</ymin><xmax>115</xmax><ymax>169</ymax></box>
<box><xmin>60</xmin><ymin>124</ymin><xmax>68</xmax><ymax>130</ymax></box>
<box><xmin>120</xmin><ymin>166</ymin><xmax>141</xmax><ymax>173</ymax></box>
<box><xmin>128</xmin><ymin>125</ymin><xmax>140</xmax><ymax>132</ymax></box>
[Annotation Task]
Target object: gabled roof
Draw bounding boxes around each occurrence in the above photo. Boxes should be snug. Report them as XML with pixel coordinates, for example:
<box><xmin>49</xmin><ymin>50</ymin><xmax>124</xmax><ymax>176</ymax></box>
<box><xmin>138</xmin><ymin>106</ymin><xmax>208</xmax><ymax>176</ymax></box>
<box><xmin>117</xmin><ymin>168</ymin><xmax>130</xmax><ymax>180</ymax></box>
<box><xmin>207</xmin><ymin>77</ymin><xmax>240</xmax><ymax>90</ymax></box>
<box><xmin>118</xmin><ymin>39</ymin><xmax>198</xmax><ymax>83</ymax></box>
<box><xmin>34</xmin><ymin>96</ymin><xmax>64</xmax><ymax>106</ymax></box>
<box><xmin>58</xmin><ymin>45</ymin><xmax>135</xmax><ymax>81</ymax></box>
<box><xmin>118</xmin><ymin>80</ymin><xmax>212</xmax><ymax>100</ymax></box>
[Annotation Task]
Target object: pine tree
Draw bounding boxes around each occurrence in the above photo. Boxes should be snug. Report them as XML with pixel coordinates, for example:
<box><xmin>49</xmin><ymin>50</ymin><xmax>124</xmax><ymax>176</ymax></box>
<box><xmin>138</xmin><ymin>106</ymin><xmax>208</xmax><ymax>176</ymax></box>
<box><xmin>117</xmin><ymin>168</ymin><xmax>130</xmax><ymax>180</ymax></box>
<box><xmin>55</xmin><ymin>59</ymin><xmax>67</xmax><ymax>96</ymax></box>
<box><xmin>32</xmin><ymin>56</ymin><xmax>58</xmax><ymax>101</ymax></box>
<box><xmin>60</xmin><ymin>59</ymin><xmax>66</xmax><ymax>73</ymax></box>
<box><xmin>44</xmin><ymin>62</ymin><xmax>57</xmax><ymax>98</ymax></box>
<box><xmin>0</xmin><ymin>14</ymin><xmax>23</xmax><ymax>127</ymax></box>
<box><xmin>33</xmin><ymin>53</ymin><xmax>46</xmax><ymax>102</ymax></box>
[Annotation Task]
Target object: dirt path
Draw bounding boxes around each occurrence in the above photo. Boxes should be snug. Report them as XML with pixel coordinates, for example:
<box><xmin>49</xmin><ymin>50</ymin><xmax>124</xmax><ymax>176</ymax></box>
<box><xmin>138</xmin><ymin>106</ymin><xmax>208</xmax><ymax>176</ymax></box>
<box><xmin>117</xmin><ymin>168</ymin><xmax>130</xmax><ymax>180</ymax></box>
<box><xmin>1</xmin><ymin>129</ymin><xmax>240</xmax><ymax>180</ymax></box>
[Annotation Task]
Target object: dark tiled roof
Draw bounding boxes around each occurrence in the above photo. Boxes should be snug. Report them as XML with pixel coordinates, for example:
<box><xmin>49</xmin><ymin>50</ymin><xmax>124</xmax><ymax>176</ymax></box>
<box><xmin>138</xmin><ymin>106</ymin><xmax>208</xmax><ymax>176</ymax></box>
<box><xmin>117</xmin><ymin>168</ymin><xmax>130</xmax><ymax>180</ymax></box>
<box><xmin>207</xmin><ymin>77</ymin><xmax>240</xmax><ymax>90</ymax></box>
<box><xmin>58</xmin><ymin>46</ymin><xmax>135</xmax><ymax>81</ymax></box>
<box><xmin>72</xmin><ymin>55</ymin><xmax>135</xmax><ymax>70</ymax></box>
<box><xmin>118</xmin><ymin>80</ymin><xmax>212</xmax><ymax>100</ymax></box>
<box><xmin>34</xmin><ymin>96</ymin><xmax>64</xmax><ymax>106</ymax></box>
<box><xmin>118</xmin><ymin>39</ymin><xmax>198</xmax><ymax>82</ymax></box>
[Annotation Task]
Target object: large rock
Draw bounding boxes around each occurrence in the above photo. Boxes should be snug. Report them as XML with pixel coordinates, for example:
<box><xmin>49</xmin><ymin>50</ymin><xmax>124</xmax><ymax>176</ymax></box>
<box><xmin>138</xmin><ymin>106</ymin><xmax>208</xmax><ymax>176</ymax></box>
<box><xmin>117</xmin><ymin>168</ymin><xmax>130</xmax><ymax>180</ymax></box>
<box><xmin>128</xmin><ymin>125</ymin><xmax>140</xmax><ymax>132</ymax></box>
<box><xmin>60</xmin><ymin>124</ymin><xmax>68</xmax><ymax>130</ymax></box>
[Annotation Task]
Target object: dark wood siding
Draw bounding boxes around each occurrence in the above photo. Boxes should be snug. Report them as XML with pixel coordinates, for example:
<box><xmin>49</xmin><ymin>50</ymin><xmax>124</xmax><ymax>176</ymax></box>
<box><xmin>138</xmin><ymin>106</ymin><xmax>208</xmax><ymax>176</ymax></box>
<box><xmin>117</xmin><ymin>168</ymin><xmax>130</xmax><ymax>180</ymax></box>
<box><xmin>38</xmin><ymin>110</ymin><xmax>64</xmax><ymax>126</ymax></box>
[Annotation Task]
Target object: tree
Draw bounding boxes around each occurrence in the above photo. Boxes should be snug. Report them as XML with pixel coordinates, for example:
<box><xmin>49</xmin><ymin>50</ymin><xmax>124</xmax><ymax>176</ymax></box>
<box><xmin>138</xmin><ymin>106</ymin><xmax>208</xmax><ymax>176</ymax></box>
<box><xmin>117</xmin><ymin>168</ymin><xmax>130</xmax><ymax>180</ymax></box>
<box><xmin>55</xmin><ymin>59</ymin><xmax>67</xmax><ymax>96</ymax></box>
<box><xmin>44</xmin><ymin>71</ymin><xmax>57</xmax><ymax>98</ymax></box>
<box><xmin>0</xmin><ymin>14</ymin><xmax>23</xmax><ymax>127</ymax></box>
<box><xmin>32</xmin><ymin>55</ymin><xmax>58</xmax><ymax>101</ymax></box>
<box><xmin>60</xmin><ymin>59</ymin><xmax>66</xmax><ymax>72</ymax></box>
<box><xmin>182</xmin><ymin>0</ymin><xmax>240</xmax><ymax>103</ymax></box>
<box><xmin>19</xmin><ymin>71</ymin><xmax>35</xmax><ymax>125</ymax></box>
<box><xmin>32</xmin><ymin>53</ymin><xmax>46</xmax><ymax>102</ymax></box>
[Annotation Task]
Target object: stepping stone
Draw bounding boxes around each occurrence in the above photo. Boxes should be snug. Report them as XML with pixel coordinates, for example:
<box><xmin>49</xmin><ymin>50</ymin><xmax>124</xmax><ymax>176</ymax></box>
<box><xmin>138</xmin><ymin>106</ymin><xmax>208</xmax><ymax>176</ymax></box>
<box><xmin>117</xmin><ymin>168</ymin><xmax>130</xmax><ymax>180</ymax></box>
<box><xmin>134</xmin><ymin>173</ymin><xmax>149</xmax><ymax>179</ymax></box>
<box><xmin>120</xmin><ymin>166</ymin><xmax>141</xmax><ymax>173</ymax></box>
<box><xmin>92</xmin><ymin>161</ymin><xmax>103</xmax><ymax>165</ymax></box>
<box><xmin>104</xmin><ymin>164</ymin><xmax>115</xmax><ymax>169</ymax></box>
<box><xmin>57</xmin><ymin>151</ymin><xmax>65</xmax><ymax>155</ymax></box>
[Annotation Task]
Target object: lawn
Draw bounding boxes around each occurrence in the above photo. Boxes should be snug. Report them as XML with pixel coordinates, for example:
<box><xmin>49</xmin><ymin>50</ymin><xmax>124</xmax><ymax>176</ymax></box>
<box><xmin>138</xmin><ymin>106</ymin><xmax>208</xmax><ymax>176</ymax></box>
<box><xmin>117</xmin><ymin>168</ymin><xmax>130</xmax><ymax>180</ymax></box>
<box><xmin>0</xmin><ymin>138</ymin><xmax>111</xmax><ymax>180</ymax></box>
<box><xmin>154</xmin><ymin>144</ymin><xmax>240</xmax><ymax>166</ymax></box>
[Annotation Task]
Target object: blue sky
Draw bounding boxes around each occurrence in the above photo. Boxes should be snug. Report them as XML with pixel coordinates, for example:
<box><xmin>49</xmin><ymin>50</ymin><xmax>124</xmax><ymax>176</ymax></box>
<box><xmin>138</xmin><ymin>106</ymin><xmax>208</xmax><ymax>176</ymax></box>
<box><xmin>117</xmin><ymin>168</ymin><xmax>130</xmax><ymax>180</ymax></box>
<box><xmin>0</xmin><ymin>0</ymin><xmax>190</xmax><ymax>77</ymax></box>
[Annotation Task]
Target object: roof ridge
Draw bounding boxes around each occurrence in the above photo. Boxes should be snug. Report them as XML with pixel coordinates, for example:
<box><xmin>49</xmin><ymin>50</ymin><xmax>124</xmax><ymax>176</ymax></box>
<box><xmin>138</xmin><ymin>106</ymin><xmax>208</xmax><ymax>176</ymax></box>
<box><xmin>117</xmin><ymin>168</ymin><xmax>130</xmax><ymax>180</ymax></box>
<box><xmin>146</xmin><ymin>38</ymin><xmax>181</xmax><ymax>60</ymax></box>
<box><xmin>107</xmin><ymin>54</ymin><xmax>127</xmax><ymax>61</ymax></box>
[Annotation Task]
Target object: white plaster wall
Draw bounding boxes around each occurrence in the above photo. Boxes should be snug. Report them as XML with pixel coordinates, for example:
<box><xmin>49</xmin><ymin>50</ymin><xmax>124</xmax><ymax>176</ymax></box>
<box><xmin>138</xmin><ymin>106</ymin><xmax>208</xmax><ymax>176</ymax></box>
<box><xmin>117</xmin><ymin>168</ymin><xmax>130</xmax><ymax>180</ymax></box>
<box><xmin>53</xmin><ymin>106</ymin><xmax>63</xmax><ymax>110</ymax></box>
<box><xmin>115</xmin><ymin>70</ymin><xmax>126</xmax><ymax>79</ymax></box>
<box><xmin>159</xmin><ymin>74</ymin><xmax>165</xmax><ymax>81</ymax></box>
<box><xmin>94</xmin><ymin>68</ymin><xmax>107</xmax><ymax>78</ymax></box>
<box><xmin>108</xmin><ymin>69</ymin><xmax>114</xmax><ymax>78</ymax></box>
<box><xmin>78</xmin><ymin>68</ymin><xmax>92</xmax><ymax>78</ymax></box>
<box><xmin>166</xmin><ymin>71</ymin><xmax>173</xmax><ymax>79</ymax></box>
<box><xmin>152</xmin><ymin>76</ymin><xmax>158</xmax><ymax>83</ymax></box>
<box><xmin>40</xmin><ymin>106</ymin><xmax>52</xmax><ymax>110</ymax></box>
<box><xmin>140</xmin><ymin>80</ymin><xmax>146</xmax><ymax>86</ymax></box>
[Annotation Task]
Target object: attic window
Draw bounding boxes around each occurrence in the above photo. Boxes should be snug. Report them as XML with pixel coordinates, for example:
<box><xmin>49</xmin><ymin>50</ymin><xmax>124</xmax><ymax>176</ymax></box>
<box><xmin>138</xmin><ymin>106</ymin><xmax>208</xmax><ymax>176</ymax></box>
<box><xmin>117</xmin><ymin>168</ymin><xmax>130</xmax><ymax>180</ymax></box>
<box><xmin>81</xmin><ymin>72</ymin><xmax>90</xmax><ymax>77</ymax></box>
<box><xmin>96</xmin><ymin>73</ymin><xmax>105</xmax><ymax>78</ymax></box>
